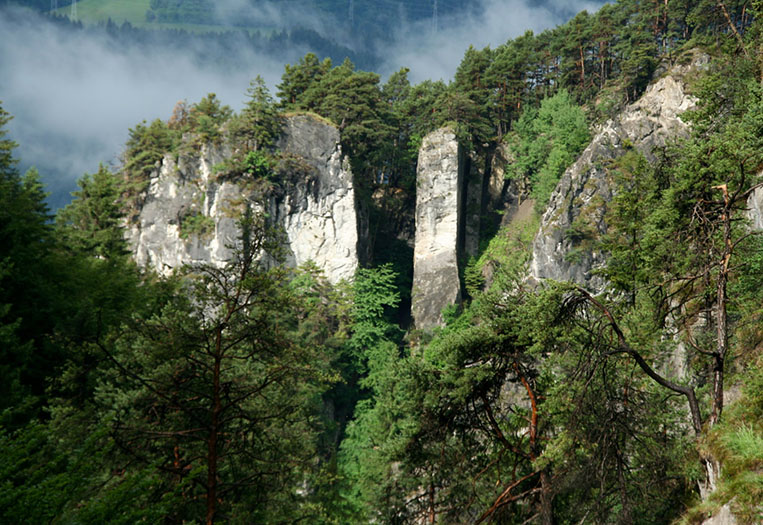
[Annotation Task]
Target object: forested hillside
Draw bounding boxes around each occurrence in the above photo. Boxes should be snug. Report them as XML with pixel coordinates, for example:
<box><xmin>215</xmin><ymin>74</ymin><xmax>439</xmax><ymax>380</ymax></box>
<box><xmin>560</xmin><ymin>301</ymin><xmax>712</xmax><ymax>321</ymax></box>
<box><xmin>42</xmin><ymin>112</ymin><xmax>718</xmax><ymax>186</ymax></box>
<box><xmin>1</xmin><ymin>0</ymin><xmax>762</xmax><ymax>523</ymax></box>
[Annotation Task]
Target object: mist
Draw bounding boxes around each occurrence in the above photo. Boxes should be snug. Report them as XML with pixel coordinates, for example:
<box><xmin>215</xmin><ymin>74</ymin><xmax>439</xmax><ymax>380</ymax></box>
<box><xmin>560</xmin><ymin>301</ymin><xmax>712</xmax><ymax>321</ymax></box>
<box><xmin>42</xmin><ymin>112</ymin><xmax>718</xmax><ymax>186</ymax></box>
<box><xmin>213</xmin><ymin>0</ymin><xmax>346</xmax><ymax>44</ymax></box>
<box><xmin>0</xmin><ymin>6</ymin><xmax>288</xmax><ymax>208</ymax></box>
<box><xmin>379</xmin><ymin>0</ymin><xmax>606</xmax><ymax>82</ymax></box>
<box><xmin>0</xmin><ymin>1</ymin><xmax>606</xmax><ymax>209</ymax></box>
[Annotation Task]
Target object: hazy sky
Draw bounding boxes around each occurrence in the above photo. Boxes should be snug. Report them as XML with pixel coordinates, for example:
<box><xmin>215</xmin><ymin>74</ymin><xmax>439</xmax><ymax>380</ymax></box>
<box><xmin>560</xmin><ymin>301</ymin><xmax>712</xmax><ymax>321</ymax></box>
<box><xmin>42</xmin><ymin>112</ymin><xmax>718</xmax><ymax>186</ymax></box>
<box><xmin>0</xmin><ymin>1</ymin><xmax>605</xmax><ymax>208</ymax></box>
<box><xmin>380</xmin><ymin>0</ymin><xmax>604</xmax><ymax>82</ymax></box>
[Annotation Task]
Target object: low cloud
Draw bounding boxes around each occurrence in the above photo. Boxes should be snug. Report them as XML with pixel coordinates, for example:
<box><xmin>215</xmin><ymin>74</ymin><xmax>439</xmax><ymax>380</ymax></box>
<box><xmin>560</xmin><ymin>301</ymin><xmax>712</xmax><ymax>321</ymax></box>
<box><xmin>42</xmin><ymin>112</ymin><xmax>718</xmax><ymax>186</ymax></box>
<box><xmin>0</xmin><ymin>1</ymin><xmax>607</xmax><ymax>208</ymax></box>
<box><xmin>0</xmin><ymin>7</ymin><xmax>286</xmax><ymax>207</ymax></box>
<box><xmin>212</xmin><ymin>0</ymin><xmax>341</xmax><ymax>38</ymax></box>
<box><xmin>379</xmin><ymin>0</ymin><xmax>606</xmax><ymax>82</ymax></box>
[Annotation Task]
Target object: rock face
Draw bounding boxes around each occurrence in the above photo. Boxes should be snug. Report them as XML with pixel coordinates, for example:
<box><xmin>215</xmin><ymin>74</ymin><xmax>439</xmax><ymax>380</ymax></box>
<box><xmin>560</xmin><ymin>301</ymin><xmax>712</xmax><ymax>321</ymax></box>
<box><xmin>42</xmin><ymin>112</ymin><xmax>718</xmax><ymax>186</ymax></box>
<box><xmin>412</xmin><ymin>128</ymin><xmax>463</xmax><ymax>329</ymax></box>
<box><xmin>271</xmin><ymin>115</ymin><xmax>359</xmax><ymax>282</ymax></box>
<box><xmin>410</xmin><ymin>135</ymin><xmax>521</xmax><ymax>328</ymax></box>
<box><xmin>128</xmin><ymin>143</ymin><xmax>237</xmax><ymax>273</ymax></box>
<box><xmin>530</xmin><ymin>54</ymin><xmax>708</xmax><ymax>290</ymax></box>
<box><xmin>701</xmin><ymin>503</ymin><xmax>738</xmax><ymax>525</ymax></box>
<box><xmin>748</xmin><ymin>177</ymin><xmax>763</xmax><ymax>230</ymax></box>
<box><xmin>127</xmin><ymin>114</ymin><xmax>359</xmax><ymax>284</ymax></box>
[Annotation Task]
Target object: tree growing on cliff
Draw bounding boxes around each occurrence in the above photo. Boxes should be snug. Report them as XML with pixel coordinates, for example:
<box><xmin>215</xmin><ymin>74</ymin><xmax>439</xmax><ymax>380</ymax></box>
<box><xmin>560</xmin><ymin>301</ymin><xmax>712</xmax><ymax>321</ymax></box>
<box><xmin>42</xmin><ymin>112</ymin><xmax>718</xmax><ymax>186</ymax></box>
<box><xmin>277</xmin><ymin>52</ymin><xmax>332</xmax><ymax>108</ymax></box>
<box><xmin>188</xmin><ymin>93</ymin><xmax>232</xmax><ymax>145</ymax></box>
<box><xmin>123</xmin><ymin>118</ymin><xmax>177</xmax><ymax>194</ymax></box>
<box><xmin>561</xmin><ymin>56</ymin><xmax>763</xmax><ymax>501</ymax></box>
<box><xmin>237</xmin><ymin>75</ymin><xmax>281</xmax><ymax>152</ymax></box>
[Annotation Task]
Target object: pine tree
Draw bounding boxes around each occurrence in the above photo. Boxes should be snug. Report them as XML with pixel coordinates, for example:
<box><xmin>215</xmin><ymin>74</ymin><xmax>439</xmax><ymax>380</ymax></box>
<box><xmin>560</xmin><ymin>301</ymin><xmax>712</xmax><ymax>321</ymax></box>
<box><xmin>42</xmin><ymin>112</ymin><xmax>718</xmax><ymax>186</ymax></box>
<box><xmin>238</xmin><ymin>75</ymin><xmax>281</xmax><ymax>151</ymax></box>
<box><xmin>97</xmin><ymin>212</ymin><xmax>334</xmax><ymax>523</ymax></box>
<box><xmin>277</xmin><ymin>52</ymin><xmax>332</xmax><ymax>108</ymax></box>
<box><xmin>0</xmin><ymin>104</ymin><xmax>56</xmax><ymax>425</ymax></box>
<box><xmin>56</xmin><ymin>164</ymin><xmax>131</xmax><ymax>260</ymax></box>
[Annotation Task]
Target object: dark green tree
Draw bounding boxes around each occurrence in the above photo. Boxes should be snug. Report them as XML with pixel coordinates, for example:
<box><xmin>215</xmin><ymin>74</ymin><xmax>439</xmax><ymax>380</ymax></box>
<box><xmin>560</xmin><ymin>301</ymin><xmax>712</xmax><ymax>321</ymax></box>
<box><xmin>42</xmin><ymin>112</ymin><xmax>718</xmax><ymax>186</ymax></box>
<box><xmin>123</xmin><ymin>118</ymin><xmax>177</xmax><ymax>195</ymax></box>
<box><xmin>451</xmin><ymin>45</ymin><xmax>496</xmax><ymax>148</ymax></box>
<box><xmin>97</xmin><ymin>212</ymin><xmax>334</xmax><ymax>523</ymax></box>
<box><xmin>187</xmin><ymin>93</ymin><xmax>233</xmax><ymax>144</ymax></box>
<box><xmin>237</xmin><ymin>75</ymin><xmax>281</xmax><ymax>151</ymax></box>
<box><xmin>277</xmin><ymin>52</ymin><xmax>332</xmax><ymax>108</ymax></box>
<box><xmin>0</xmin><ymin>104</ymin><xmax>56</xmax><ymax>425</ymax></box>
<box><xmin>338</xmin><ymin>264</ymin><xmax>409</xmax><ymax>520</ymax></box>
<box><xmin>56</xmin><ymin>164</ymin><xmax>131</xmax><ymax>260</ymax></box>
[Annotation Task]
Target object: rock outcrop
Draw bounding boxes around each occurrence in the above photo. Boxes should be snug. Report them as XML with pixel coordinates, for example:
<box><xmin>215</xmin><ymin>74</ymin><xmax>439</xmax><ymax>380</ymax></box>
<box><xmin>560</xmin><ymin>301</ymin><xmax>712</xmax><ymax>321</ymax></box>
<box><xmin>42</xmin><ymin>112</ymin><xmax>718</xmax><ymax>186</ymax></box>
<box><xmin>127</xmin><ymin>114</ymin><xmax>359</xmax><ymax>284</ymax></box>
<box><xmin>410</xmin><ymin>135</ymin><xmax>523</xmax><ymax>328</ymax></box>
<box><xmin>271</xmin><ymin>115</ymin><xmax>359</xmax><ymax>283</ymax></box>
<box><xmin>701</xmin><ymin>503</ymin><xmax>739</xmax><ymax>525</ymax></box>
<box><xmin>748</xmin><ymin>178</ymin><xmax>763</xmax><ymax>230</ymax></box>
<box><xmin>530</xmin><ymin>53</ymin><xmax>709</xmax><ymax>290</ymax></box>
<box><xmin>128</xmin><ymin>142</ymin><xmax>236</xmax><ymax>273</ymax></box>
<box><xmin>411</xmin><ymin>128</ymin><xmax>463</xmax><ymax>329</ymax></box>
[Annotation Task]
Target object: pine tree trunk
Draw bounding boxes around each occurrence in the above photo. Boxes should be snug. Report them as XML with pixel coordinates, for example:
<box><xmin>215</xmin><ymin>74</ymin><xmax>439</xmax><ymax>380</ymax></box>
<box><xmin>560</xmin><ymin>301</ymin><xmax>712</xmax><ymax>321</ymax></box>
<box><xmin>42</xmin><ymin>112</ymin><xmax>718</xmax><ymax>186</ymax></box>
<box><xmin>207</xmin><ymin>331</ymin><xmax>223</xmax><ymax>525</ymax></box>
<box><xmin>539</xmin><ymin>470</ymin><xmax>555</xmax><ymax>525</ymax></box>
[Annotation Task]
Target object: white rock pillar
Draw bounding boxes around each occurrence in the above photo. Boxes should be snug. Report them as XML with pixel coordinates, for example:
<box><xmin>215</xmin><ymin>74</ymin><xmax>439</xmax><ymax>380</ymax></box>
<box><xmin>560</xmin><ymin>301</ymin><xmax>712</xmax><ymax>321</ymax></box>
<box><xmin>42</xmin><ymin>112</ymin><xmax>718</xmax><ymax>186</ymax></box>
<box><xmin>412</xmin><ymin>128</ymin><xmax>463</xmax><ymax>329</ymax></box>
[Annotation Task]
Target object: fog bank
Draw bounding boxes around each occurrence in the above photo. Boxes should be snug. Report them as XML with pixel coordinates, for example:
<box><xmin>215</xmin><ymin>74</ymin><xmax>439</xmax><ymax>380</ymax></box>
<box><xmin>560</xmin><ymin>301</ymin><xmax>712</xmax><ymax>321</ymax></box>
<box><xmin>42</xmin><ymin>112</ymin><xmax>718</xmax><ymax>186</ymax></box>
<box><xmin>0</xmin><ymin>1</ymin><xmax>606</xmax><ymax>208</ymax></box>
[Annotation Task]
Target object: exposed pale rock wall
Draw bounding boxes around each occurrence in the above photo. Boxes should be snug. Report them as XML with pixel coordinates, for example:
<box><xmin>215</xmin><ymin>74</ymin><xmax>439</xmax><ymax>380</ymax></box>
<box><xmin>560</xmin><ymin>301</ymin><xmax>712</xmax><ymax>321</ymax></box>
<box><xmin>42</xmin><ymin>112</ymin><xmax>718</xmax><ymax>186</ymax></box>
<box><xmin>128</xmin><ymin>143</ymin><xmax>236</xmax><ymax>273</ymax></box>
<box><xmin>747</xmin><ymin>175</ymin><xmax>763</xmax><ymax>230</ymax></box>
<box><xmin>530</xmin><ymin>54</ymin><xmax>708</xmax><ymax>290</ymax></box>
<box><xmin>127</xmin><ymin>114</ymin><xmax>359</xmax><ymax>284</ymax></box>
<box><xmin>701</xmin><ymin>503</ymin><xmax>738</xmax><ymax>525</ymax></box>
<box><xmin>412</xmin><ymin>128</ymin><xmax>463</xmax><ymax>329</ymax></box>
<box><xmin>272</xmin><ymin>115</ymin><xmax>359</xmax><ymax>282</ymax></box>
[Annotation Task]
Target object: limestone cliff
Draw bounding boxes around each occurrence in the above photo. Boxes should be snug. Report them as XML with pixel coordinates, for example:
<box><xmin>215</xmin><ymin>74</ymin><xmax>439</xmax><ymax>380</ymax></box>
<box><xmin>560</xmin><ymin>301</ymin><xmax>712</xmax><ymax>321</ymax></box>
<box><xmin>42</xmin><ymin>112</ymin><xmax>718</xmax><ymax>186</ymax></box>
<box><xmin>411</xmin><ymin>128</ymin><xmax>463</xmax><ymax>329</ymax></box>
<box><xmin>530</xmin><ymin>53</ymin><xmax>709</xmax><ymax>290</ymax></box>
<box><xmin>127</xmin><ymin>114</ymin><xmax>359</xmax><ymax>284</ymax></box>
<box><xmin>270</xmin><ymin>115</ymin><xmax>359</xmax><ymax>283</ymax></box>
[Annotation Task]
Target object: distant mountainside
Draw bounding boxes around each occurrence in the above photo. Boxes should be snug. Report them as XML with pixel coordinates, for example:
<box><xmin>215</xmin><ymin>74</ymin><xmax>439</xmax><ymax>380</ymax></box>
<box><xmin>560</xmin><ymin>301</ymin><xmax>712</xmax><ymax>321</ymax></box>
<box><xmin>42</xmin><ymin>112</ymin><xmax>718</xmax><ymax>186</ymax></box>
<box><xmin>5</xmin><ymin>0</ymin><xmax>472</xmax><ymax>37</ymax></box>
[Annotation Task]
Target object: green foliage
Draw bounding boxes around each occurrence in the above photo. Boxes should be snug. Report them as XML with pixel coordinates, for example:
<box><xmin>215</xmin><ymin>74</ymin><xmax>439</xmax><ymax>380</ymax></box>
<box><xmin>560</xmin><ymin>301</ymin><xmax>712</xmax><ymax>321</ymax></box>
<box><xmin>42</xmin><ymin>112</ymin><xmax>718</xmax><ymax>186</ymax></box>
<box><xmin>335</xmin><ymin>265</ymin><xmax>412</xmax><ymax>519</ymax></box>
<box><xmin>0</xmin><ymin>105</ymin><xmax>57</xmax><ymax>425</ymax></box>
<box><xmin>124</xmin><ymin>117</ymin><xmax>177</xmax><ymax>185</ymax></box>
<box><xmin>91</xmin><ymin>213</ymin><xmax>335</xmax><ymax>522</ymax></box>
<box><xmin>449</xmin><ymin>45</ymin><xmax>496</xmax><ymax>149</ymax></box>
<box><xmin>507</xmin><ymin>89</ymin><xmax>590</xmax><ymax>209</ymax></box>
<box><xmin>594</xmin><ymin>149</ymin><xmax>656</xmax><ymax>299</ymax></box>
<box><xmin>213</xmin><ymin>149</ymin><xmax>275</xmax><ymax>188</ymax></box>
<box><xmin>242</xmin><ymin>149</ymin><xmax>272</xmax><ymax>178</ymax></box>
<box><xmin>346</xmin><ymin>264</ymin><xmax>402</xmax><ymax>370</ymax></box>
<box><xmin>277</xmin><ymin>53</ymin><xmax>332</xmax><ymax>108</ymax></box>
<box><xmin>682</xmin><ymin>355</ymin><xmax>763</xmax><ymax>524</ymax></box>
<box><xmin>536</xmin><ymin>290</ymin><xmax>695</xmax><ymax>522</ymax></box>
<box><xmin>234</xmin><ymin>75</ymin><xmax>282</xmax><ymax>152</ymax></box>
<box><xmin>466</xmin><ymin>209</ymin><xmax>540</xmax><ymax>299</ymax></box>
<box><xmin>0</xmin><ymin>422</ymin><xmax>181</xmax><ymax>524</ymax></box>
<box><xmin>178</xmin><ymin>210</ymin><xmax>214</xmax><ymax>239</ymax></box>
<box><xmin>187</xmin><ymin>92</ymin><xmax>232</xmax><ymax>145</ymax></box>
<box><xmin>296</xmin><ymin>58</ymin><xmax>394</xmax><ymax>181</ymax></box>
<box><xmin>0</xmin><ymin>422</ymin><xmax>92</xmax><ymax>523</ymax></box>
<box><xmin>3</xmin><ymin>2</ymin><xmax>763</xmax><ymax>523</ymax></box>
<box><xmin>56</xmin><ymin>164</ymin><xmax>131</xmax><ymax>260</ymax></box>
